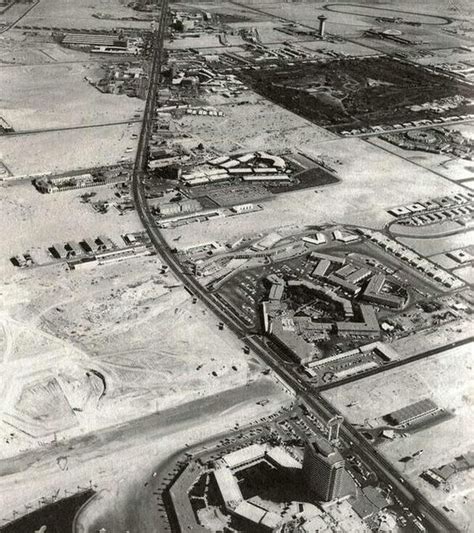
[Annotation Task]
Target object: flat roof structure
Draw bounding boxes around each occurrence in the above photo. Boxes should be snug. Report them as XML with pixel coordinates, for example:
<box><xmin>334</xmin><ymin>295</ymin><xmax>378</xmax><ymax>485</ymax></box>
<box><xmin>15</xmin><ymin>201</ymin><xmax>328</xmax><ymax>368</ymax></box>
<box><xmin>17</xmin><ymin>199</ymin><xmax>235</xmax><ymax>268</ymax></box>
<box><xmin>345</xmin><ymin>268</ymin><xmax>372</xmax><ymax>284</ymax></box>
<box><xmin>214</xmin><ymin>465</ymin><xmax>243</xmax><ymax>505</ymax></box>
<box><xmin>334</xmin><ymin>264</ymin><xmax>357</xmax><ymax>279</ymax></box>
<box><xmin>52</xmin><ymin>243</ymin><xmax>68</xmax><ymax>259</ymax></box>
<box><xmin>168</xmin><ymin>462</ymin><xmax>208</xmax><ymax>533</ymax></box>
<box><xmin>66</xmin><ymin>241</ymin><xmax>84</xmax><ymax>257</ymax></box>
<box><xmin>62</xmin><ymin>33</ymin><xmax>127</xmax><ymax>47</ymax></box>
<box><xmin>269</xmin><ymin>283</ymin><xmax>284</xmax><ymax>301</ymax></box>
<box><xmin>309</xmin><ymin>251</ymin><xmax>345</xmax><ymax>265</ymax></box>
<box><xmin>223</xmin><ymin>443</ymin><xmax>266</xmax><ymax>470</ymax></box>
<box><xmin>82</xmin><ymin>238</ymin><xmax>100</xmax><ymax>253</ymax></box>
<box><xmin>312</xmin><ymin>259</ymin><xmax>331</xmax><ymax>278</ymax></box>
<box><xmin>362</xmin><ymin>273</ymin><xmax>405</xmax><ymax>308</ymax></box>
<box><xmin>326</xmin><ymin>274</ymin><xmax>361</xmax><ymax>296</ymax></box>
<box><xmin>386</xmin><ymin>399</ymin><xmax>439</xmax><ymax>426</ymax></box>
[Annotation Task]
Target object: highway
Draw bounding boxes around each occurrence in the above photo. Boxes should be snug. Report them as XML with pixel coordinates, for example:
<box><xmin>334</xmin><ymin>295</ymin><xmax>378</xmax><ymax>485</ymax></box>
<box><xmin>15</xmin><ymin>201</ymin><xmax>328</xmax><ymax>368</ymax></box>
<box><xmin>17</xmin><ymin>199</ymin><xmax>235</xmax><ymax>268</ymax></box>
<box><xmin>130</xmin><ymin>5</ymin><xmax>459</xmax><ymax>532</ymax></box>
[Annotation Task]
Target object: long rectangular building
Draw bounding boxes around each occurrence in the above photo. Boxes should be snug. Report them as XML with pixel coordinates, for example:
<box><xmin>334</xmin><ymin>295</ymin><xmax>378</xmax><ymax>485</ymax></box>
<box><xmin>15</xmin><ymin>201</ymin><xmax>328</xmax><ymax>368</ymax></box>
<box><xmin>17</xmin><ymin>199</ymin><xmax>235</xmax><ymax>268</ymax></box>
<box><xmin>386</xmin><ymin>399</ymin><xmax>439</xmax><ymax>426</ymax></box>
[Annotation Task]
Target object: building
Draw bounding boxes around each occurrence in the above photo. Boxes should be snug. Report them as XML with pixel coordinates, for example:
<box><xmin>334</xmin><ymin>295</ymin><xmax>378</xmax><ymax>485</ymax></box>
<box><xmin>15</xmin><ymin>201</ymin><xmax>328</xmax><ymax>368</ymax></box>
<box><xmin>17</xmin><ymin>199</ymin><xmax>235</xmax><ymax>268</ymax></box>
<box><xmin>309</xmin><ymin>251</ymin><xmax>345</xmax><ymax>265</ymax></box>
<box><xmin>159</xmin><ymin>198</ymin><xmax>201</xmax><ymax>217</ymax></box>
<box><xmin>232</xmin><ymin>203</ymin><xmax>254</xmax><ymax>214</ymax></box>
<box><xmin>62</xmin><ymin>33</ymin><xmax>128</xmax><ymax>49</ymax></box>
<box><xmin>332</xmin><ymin>229</ymin><xmax>358</xmax><ymax>243</ymax></box>
<box><xmin>326</xmin><ymin>274</ymin><xmax>361</xmax><ymax>296</ymax></box>
<box><xmin>269</xmin><ymin>316</ymin><xmax>314</xmax><ymax>365</ymax></box>
<box><xmin>303</xmin><ymin>437</ymin><xmax>354</xmax><ymax>501</ymax></box>
<box><xmin>335</xmin><ymin>305</ymin><xmax>380</xmax><ymax>337</ymax></box>
<box><xmin>447</xmin><ymin>249</ymin><xmax>473</xmax><ymax>264</ymax></box>
<box><xmin>303</xmin><ymin>233</ymin><xmax>326</xmax><ymax>246</ymax></box>
<box><xmin>312</xmin><ymin>259</ymin><xmax>331</xmax><ymax>278</ymax></box>
<box><xmin>385</xmin><ymin>399</ymin><xmax>439</xmax><ymax>427</ymax></box>
<box><xmin>345</xmin><ymin>268</ymin><xmax>372</xmax><ymax>285</ymax></box>
<box><xmin>362</xmin><ymin>273</ymin><xmax>405</xmax><ymax>308</ymax></box>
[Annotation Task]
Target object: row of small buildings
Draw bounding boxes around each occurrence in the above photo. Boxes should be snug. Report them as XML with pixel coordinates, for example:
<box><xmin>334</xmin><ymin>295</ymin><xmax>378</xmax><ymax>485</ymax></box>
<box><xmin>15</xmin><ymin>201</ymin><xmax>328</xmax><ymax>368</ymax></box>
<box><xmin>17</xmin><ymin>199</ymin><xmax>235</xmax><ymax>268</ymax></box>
<box><xmin>359</xmin><ymin>228</ymin><xmax>464</xmax><ymax>289</ymax></box>
<box><xmin>388</xmin><ymin>191</ymin><xmax>474</xmax><ymax>218</ymax></box>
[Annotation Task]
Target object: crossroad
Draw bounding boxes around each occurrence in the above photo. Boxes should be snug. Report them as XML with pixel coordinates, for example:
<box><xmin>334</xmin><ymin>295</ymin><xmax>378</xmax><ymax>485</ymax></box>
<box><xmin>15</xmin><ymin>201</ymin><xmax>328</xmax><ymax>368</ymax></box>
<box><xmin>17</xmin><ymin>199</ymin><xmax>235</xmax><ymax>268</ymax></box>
<box><xmin>130</xmin><ymin>5</ymin><xmax>459</xmax><ymax>531</ymax></box>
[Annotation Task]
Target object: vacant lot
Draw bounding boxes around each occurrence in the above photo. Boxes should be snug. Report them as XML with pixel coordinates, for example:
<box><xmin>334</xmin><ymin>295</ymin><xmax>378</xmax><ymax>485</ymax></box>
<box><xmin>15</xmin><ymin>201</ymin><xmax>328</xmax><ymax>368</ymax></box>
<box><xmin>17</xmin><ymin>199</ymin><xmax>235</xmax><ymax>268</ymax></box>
<box><xmin>0</xmin><ymin>181</ymin><xmax>264</xmax><ymax>457</ymax></box>
<box><xmin>0</xmin><ymin>124</ymin><xmax>139</xmax><ymax>176</ymax></box>
<box><xmin>323</xmin><ymin>344</ymin><xmax>474</xmax><ymax>532</ymax></box>
<box><xmin>178</xmin><ymin>91</ymin><xmax>337</xmax><ymax>154</ymax></box>
<box><xmin>0</xmin><ymin>62</ymin><xmax>142</xmax><ymax>130</ymax></box>
<box><xmin>11</xmin><ymin>0</ymin><xmax>153</xmax><ymax>30</ymax></box>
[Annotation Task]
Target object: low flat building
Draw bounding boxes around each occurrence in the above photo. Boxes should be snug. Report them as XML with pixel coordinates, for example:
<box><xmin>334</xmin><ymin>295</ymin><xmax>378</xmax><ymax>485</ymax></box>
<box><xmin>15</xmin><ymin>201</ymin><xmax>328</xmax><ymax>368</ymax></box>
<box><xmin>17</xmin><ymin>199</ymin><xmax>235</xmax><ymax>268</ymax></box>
<box><xmin>386</xmin><ymin>399</ymin><xmax>439</xmax><ymax>426</ymax></box>
<box><xmin>312</xmin><ymin>259</ymin><xmax>331</xmax><ymax>277</ymax></box>
<box><xmin>335</xmin><ymin>305</ymin><xmax>380</xmax><ymax>337</ymax></box>
<box><xmin>362</xmin><ymin>273</ymin><xmax>405</xmax><ymax>308</ymax></box>
<box><xmin>309</xmin><ymin>251</ymin><xmax>345</xmax><ymax>265</ymax></box>
<box><xmin>326</xmin><ymin>274</ymin><xmax>361</xmax><ymax>296</ymax></box>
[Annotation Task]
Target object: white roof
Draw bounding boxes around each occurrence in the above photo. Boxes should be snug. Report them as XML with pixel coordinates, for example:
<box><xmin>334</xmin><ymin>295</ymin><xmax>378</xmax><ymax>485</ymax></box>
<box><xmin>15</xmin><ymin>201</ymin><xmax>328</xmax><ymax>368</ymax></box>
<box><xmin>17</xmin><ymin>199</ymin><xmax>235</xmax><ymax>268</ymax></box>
<box><xmin>223</xmin><ymin>443</ymin><xmax>265</xmax><ymax>469</ymax></box>
<box><xmin>214</xmin><ymin>466</ymin><xmax>243</xmax><ymax>505</ymax></box>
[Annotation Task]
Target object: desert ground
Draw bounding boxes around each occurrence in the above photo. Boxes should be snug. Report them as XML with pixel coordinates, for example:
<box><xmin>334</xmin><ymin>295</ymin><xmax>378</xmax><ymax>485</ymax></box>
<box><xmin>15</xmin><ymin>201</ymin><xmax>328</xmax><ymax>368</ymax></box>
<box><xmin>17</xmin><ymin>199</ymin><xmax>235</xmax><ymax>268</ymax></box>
<box><xmin>323</xmin><ymin>344</ymin><xmax>474</xmax><ymax>532</ymax></box>
<box><xmin>0</xmin><ymin>180</ymin><xmax>280</xmax><ymax>460</ymax></box>
<box><xmin>0</xmin><ymin>62</ymin><xmax>142</xmax><ymax>130</ymax></box>
<box><xmin>162</xmin><ymin>135</ymin><xmax>467</xmax><ymax>251</ymax></box>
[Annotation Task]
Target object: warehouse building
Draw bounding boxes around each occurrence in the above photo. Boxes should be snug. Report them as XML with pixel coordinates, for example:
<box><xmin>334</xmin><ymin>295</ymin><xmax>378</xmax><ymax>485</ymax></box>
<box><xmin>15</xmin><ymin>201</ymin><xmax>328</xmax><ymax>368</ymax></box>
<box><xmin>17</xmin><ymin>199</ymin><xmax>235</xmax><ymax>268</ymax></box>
<box><xmin>385</xmin><ymin>399</ymin><xmax>439</xmax><ymax>427</ymax></box>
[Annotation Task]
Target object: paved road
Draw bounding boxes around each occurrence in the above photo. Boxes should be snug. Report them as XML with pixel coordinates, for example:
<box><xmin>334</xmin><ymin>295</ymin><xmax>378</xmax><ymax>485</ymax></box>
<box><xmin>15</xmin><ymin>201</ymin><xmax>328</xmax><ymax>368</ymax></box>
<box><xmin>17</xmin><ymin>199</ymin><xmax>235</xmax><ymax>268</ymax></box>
<box><xmin>129</xmin><ymin>4</ymin><xmax>459</xmax><ymax>532</ymax></box>
<box><xmin>3</xmin><ymin>120</ymin><xmax>141</xmax><ymax>137</ymax></box>
<box><xmin>323</xmin><ymin>3</ymin><xmax>452</xmax><ymax>25</ymax></box>
<box><xmin>0</xmin><ymin>0</ymin><xmax>41</xmax><ymax>34</ymax></box>
<box><xmin>317</xmin><ymin>336</ymin><xmax>473</xmax><ymax>391</ymax></box>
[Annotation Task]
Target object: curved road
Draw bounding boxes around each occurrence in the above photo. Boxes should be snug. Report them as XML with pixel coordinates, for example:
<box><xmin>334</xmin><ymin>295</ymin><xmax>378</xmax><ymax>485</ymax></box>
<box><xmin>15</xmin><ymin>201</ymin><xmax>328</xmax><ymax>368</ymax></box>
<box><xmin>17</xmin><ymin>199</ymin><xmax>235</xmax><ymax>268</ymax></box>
<box><xmin>129</xmin><ymin>5</ymin><xmax>459</xmax><ymax>532</ymax></box>
<box><xmin>323</xmin><ymin>3</ymin><xmax>452</xmax><ymax>25</ymax></box>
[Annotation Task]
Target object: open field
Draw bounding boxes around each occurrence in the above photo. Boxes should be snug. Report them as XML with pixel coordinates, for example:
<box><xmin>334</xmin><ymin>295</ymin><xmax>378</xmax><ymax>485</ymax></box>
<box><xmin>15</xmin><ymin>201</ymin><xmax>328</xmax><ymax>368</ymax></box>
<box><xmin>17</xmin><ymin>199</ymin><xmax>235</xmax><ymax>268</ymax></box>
<box><xmin>0</xmin><ymin>378</ymin><xmax>290</xmax><ymax>525</ymax></box>
<box><xmin>0</xmin><ymin>30</ymin><xmax>92</xmax><ymax>66</ymax></box>
<box><xmin>178</xmin><ymin>91</ymin><xmax>337</xmax><ymax>154</ymax></box>
<box><xmin>370</xmin><ymin>133</ymin><xmax>474</xmax><ymax>183</ymax></box>
<box><xmin>0</xmin><ymin>257</ymin><xmax>261</xmax><ymax>449</ymax></box>
<box><xmin>0</xmin><ymin>123</ymin><xmax>139</xmax><ymax>176</ymax></box>
<box><xmin>323</xmin><ymin>344</ymin><xmax>474</xmax><ymax>532</ymax></box>
<box><xmin>0</xmin><ymin>180</ymin><xmax>268</xmax><ymax>456</ymax></box>
<box><xmin>0</xmin><ymin>182</ymin><xmax>143</xmax><ymax>275</ymax></box>
<box><xmin>398</xmin><ymin>229</ymin><xmax>474</xmax><ymax>257</ymax></box>
<box><xmin>4</xmin><ymin>0</ymin><xmax>153</xmax><ymax>30</ymax></box>
<box><xmin>0</xmin><ymin>62</ymin><xmax>143</xmax><ymax>130</ymax></box>
<box><xmin>162</xmin><ymin>137</ymin><xmax>466</xmax><ymax>251</ymax></box>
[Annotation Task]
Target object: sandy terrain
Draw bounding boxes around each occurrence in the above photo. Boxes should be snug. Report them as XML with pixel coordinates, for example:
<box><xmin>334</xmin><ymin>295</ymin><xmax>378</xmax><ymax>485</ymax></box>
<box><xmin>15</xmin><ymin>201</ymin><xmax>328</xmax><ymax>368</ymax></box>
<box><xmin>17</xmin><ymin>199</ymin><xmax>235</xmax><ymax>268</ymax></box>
<box><xmin>323</xmin><ymin>344</ymin><xmax>474</xmax><ymax>532</ymax></box>
<box><xmin>0</xmin><ymin>123</ymin><xmax>140</xmax><ymax>176</ymax></box>
<box><xmin>398</xmin><ymin>230</ymin><xmax>474</xmax><ymax>257</ymax></box>
<box><xmin>453</xmin><ymin>265</ymin><xmax>474</xmax><ymax>284</ymax></box>
<box><xmin>0</xmin><ymin>30</ymin><xmax>92</xmax><ymax>66</ymax></box>
<box><xmin>0</xmin><ymin>378</ymin><xmax>291</xmax><ymax>525</ymax></box>
<box><xmin>178</xmin><ymin>91</ymin><xmax>337</xmax><ymax>154</ymax></box>
<box><xmin>370</xmin><ymin>134</ymin><xmax>474</xmax><ymax>183</ymax></box>
<box><xmin>162</xmin><ymin>136</ymin><xmax>466</xmax><ymax>251</ymax></box>
<box><xmin>7</xmin><ymin>0</ymin><xmax>153</xmax><ymax>30</ymax></box>
<box><xmin>0</xmin><ymin>182</ymin><xmax>143</xmax><ymax>275</ymax></box>
<box><xmin>0</xmin><ymin>62</ymin><xmax>143</xmax><ymax>130</ymax></box>
<box><xmin>0</xmin><ymin>180</ymin><xmax>268</xmax><ymax>461</ymax></box>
